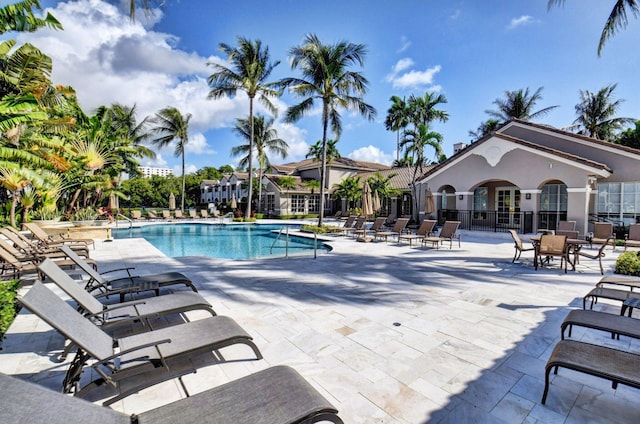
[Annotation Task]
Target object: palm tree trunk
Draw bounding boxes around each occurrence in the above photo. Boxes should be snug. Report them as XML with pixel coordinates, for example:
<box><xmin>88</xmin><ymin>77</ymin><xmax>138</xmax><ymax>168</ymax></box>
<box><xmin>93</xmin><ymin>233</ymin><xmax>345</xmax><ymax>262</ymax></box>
<box><xmin>257</xmin><ymin>166</ymin><xmax>263</xmax><ymax>214</ymax></box>
<box><xmin>246</xmin><ymin>97</ymin><xmax>255</xmax><ymax>218</ymax></box>
<box><xmin>318</xmin><ymin>102</ymin><xmax>329</xmax><ymax>227</ymax></box>
<box><xmin>10</xmin><ymin>192</ymin><xmax>19</xmax><ymax>228</ymax></box>
<box><xmin>181</xmin><ymin>147</ymin><xmax>186</xmax><ymax>211</ymax></box>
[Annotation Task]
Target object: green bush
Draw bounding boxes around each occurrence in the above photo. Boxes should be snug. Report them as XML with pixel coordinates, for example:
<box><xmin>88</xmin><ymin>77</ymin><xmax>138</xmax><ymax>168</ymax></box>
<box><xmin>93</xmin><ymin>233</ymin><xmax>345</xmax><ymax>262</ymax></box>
<box><xmin>300</xmin><ymin>224</ymin><xmax>341</xmax><ymax>234</ymax></box>
<box><xmin>254</xmin><ymin>213</ymin><xmax>265</xmax><ymax>219</ymax></box>
<box><xmin>0</xmin><ymin>280</ymin><xmax>20</xmax><ymax>340</ymax></box>
<box><xmin>615</xmin><ymin>250</ymin><xmax>640</xmax><ymax>276</ymax></box>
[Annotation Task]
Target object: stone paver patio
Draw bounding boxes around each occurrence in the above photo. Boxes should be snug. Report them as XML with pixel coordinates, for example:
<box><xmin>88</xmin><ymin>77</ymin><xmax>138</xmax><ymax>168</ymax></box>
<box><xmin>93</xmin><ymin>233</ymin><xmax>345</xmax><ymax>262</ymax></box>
<box><xmin>2</xmin><ymin>224</ymin><xmax>639</xmax><ymax>423</ymax></box>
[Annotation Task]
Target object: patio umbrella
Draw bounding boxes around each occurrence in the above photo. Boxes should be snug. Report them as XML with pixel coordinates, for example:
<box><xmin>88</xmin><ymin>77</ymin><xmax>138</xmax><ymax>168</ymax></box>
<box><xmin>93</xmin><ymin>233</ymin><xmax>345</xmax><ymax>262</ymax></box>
<box><xmin>230</xmin><ymin>193</ymin><xmax>237</xmax><ymax>210</ymax></box>
<box><xmin>361</xmin><ymin>182</ymin><xmax>374</xmax><ymax>218</ymax></box>
<box><xmin>372</xmin><ymin>190</ymin><xmax>381</xmax><ymax>214</ymax></box>
<box><xmin>169</xmin><ymin>192</ymin><xmax>176</xmax><ymax>210</ymax></box>
<box><xmin>108</xmin><ymin>192</ymin><xmax>119</xmax><ymax>211</ymax></box>
<box><xmin>425</xmin><ymin>188</ymin><xmax>435</xmax><ymax>216</ymax></box>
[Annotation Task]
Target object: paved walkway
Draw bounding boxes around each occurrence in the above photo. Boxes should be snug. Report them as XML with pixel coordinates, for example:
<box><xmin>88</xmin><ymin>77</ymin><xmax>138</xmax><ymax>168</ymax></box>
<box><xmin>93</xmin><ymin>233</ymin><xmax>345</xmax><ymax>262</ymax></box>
<box><xmin>2</xmin><ymin>226</ymin><xmax>639</xmax><ymax>423</ymax></box>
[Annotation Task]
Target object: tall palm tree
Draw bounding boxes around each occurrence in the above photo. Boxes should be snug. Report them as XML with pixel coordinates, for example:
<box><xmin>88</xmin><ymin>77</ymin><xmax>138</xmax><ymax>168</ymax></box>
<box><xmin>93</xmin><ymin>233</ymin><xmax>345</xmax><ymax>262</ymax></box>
<box><xmin>407</xmin><ymin>92</ymin><xmax>449</xmax><ymax>128</ymax></box>
<box><xmin>283</xmin><ymin>34</ymin><xmax>377</xmax><ymax>226</ymax></box>
<box><xmin>231</xmin><ymin>114</ymin><xmax>289</xmax><ymax>212</ymax></box>
<box><xmin>573</xmin><ymin>83</ymin><xmax>633</xmax><ymax>140</ymax></box>
<box><xmin>400</xmin><ymin>123</ymin><xmax>444</xmax><ymax>219</ymax></box>
<box><xmin>332</xmin><ymin>176</ymin><xmax>362</xmax><ymax>211</ymax></box>
<box><xmin>486</xmin><ymin>87</ymin><xmax>558</xmax><ymax>124</ymax></box>
<box><xmin>0</xmin><ymin>0</ymin><xmax>62</xmax><ymax>34</ymax></box>
<box><xmin>548</xmin><ymin>0</ymin><xmax>639</xmax><ymax>56</ymax></box>
<box><xmin>385</xmin><ymin>96</ymin><xmax>410</xmax><ymax>161</ymax></box>
<box><xmin>468</xmin><ymin>118</ymin><xmax>501</xmax><ymax>140</ymax></box>
<box><xmin>208</xmin><ymin>37</ymin><xmax>282</xmax><ymax>219</ymax></box>
<box><xmin>147</xmin><ymin>106</ymin><xmax>191</xmax><ymax>211</ymax></box>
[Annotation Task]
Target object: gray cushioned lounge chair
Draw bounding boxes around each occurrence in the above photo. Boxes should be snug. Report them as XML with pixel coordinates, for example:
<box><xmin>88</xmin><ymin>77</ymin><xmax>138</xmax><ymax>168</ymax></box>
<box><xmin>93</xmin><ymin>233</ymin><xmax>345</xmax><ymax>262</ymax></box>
<box><xmin>0</xmin><ymin>366</ymin><xmax>343</xmax><ymax>424</ymax></box>
<box><xmin>19</xmin><ymin>281</ymin><xmax>262</xmax><ymax>406</ymax></box>
<box><xmin>24</xmin><ymin>222</ymin><xmax>95</xmax><ymax>250</ymax></box>
<box><xmin>38</xmin><ymin>258</ymin><xmax>216</xmax><ymax>360</ymax></box>
<box><xmin>59</xmin><ymin>246</ymin><xmax>197</xmax><ymax>301</ymax></box>
<box><xmin>561</xmin><ymin>309</ymin><xmax>640</xmax><ymax>341</ymax></box>
<box><xmin>542</xmin><ymin>340</ymin><xmax>640</xmax><ymax>404</ymax></box>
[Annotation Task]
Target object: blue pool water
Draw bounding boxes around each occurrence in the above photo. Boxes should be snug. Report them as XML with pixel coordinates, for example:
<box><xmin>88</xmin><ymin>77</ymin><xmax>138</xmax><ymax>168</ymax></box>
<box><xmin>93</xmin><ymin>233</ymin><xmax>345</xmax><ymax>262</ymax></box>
<box><xmin>113</xmin><ymin>223</ymin><xmax>329</xmax><ymax>259</ymax></box>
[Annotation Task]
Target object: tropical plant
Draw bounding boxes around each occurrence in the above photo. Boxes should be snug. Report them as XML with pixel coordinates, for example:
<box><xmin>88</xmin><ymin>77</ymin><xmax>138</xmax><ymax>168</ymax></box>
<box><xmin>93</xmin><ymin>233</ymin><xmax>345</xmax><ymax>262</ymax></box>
<box><xmin>283</xmin><ymin>34</ymin><xmax>376</xmax><ymax>227</ymax></box>
<box><xmin>548</xmin><ymin>0</ymin><xmax>639</xmax><ymax>56</ymax></box>
<box><xmin>407</xmin><ymin>92</ymin><xmax>449</xmax><ymax>128</ymax></box>
<box><xmin>468</xmin><ymin>118</ymin><xmax>501</xmax><ymax>140</ymax></box>
<box><xmin>208</xmin><ymin>37</ymin><xmax>282</xmax><ymax>219</ymax></box>
<box><xmin>572</xmin><ymin>83</ymin><xmax>633</xmax><ymax>140</ymax></box>
<box><xmin>302</xmin><ymin>179</ymin><xmax>320</xmax><ymax>193</ymax></box>
<box><xmin>385</xmin><ymin>95</ymin><xmax>410</xmax><ymax>161</ymax></box>
<box><xmin>231</xmin><ymin>114</ymin><xmax>288</xmax><ymax>212</ymax></box>
<box><xmin>69</xmin><ymin>206</ymin><xmax>97</xmax><ymax>221</ymax></box>
<box><xmin>0</xmin><ymin>0</ymin><xmax>61</xmax><ymax>35</ymax></box>
<box><xmin>332</xmin><ymin>176</ymin><xmax>362</xmax><ymax>210</ymax></box>
<box><xmin>367</xmin><ymin>172</ymin><xmax>399</xmax><ymax>200</ymax></box>
<box><xmin>616</xmin><ymin>120</ymin><xmax>640</xmax><ymax>149</ymax></box>
<box><xmin>146</xmin><ymin>106</ymin><xmax>191</xmax><ymax>211</ymax></box>
<box><xmin>401</xmin><ymin>124</ymin><xmax>444</xmax><ymax>219</ymax></box>
<box><xmin>391</xmin><ymin>157</ymin><xmax>413</xmax><ymax>168</ymax></box>
<box><xmin>277</xmin><ymin>176</ymin><xmax>297</xmax><ymax>214</ymax></box>
<box><xmin>486</xmin><ymin>87</ymin><xmax>558</xmax><ymax>124</ymax></box>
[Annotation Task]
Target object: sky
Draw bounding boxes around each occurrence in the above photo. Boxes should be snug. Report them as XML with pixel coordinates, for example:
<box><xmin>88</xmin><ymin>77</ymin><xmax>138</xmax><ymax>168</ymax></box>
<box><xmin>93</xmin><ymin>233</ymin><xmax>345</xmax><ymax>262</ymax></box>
<box><xmin>12</xmin><ymin>0</ymin><xmax>640</xmax><ymax>175</ymax></box>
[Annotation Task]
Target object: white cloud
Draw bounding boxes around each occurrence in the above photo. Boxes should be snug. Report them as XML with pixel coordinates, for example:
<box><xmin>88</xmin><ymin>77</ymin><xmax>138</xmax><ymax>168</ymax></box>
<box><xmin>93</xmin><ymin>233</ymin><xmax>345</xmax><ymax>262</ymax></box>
<box><xmin>347</xmin><ymin>145</ymin><xmax>394</xmax><ymax>166</ymax></box>
<box><xmin>385</xmin><ymin>58</ymin><xmax>414</xmax><ymax>82</ymax></box>
<box><xmin>508</xmin><ymin>15</ymin><xmax>533</xmax><ymax>30</ymax></box>
<box><xmin>273</xmin><ymin>122</ymin><xmax>309</xmax><ymax>162</ymax></box>
<box><xmin>396</xmin><ymin>36</ymin><xmax>411</xmax><ymax>54</ymax></box>
<box><xmin>389</xmin><ymin>65</ymin><xmax>442</xmax><ymax>90</ymax></box>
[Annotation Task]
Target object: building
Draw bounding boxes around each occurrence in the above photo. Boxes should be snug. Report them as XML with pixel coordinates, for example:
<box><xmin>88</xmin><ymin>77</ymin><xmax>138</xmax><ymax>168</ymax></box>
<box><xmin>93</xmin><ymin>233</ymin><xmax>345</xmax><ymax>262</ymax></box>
<box><xmin>139</xmin><ymin>166</ymin><xmax>173</xmax><ymax>178</ymax></box>
<box><xmin>414</xmin><ymin>119</ymin><xmax>640</xmax><ymax>235</ymax></box>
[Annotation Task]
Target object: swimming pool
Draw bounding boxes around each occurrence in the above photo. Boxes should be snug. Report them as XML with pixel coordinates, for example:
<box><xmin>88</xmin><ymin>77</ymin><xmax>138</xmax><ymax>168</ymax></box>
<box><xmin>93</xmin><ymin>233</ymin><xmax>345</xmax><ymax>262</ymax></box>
<box><xmin>113</xmin><ymin>223</ymin><xmax>329</xmax><ymax>259</ymax></box>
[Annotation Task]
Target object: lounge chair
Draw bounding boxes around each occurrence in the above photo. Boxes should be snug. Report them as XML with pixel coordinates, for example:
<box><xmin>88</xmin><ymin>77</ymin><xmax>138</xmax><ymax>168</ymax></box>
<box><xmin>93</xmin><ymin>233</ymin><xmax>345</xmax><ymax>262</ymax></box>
<box><xmin>344</xmin><ymin>216</ymin><xmax>366</xmax><ymax>237</ymax></box>
<box><xmin>422</xmin><ymin>220</ymin><xmax>461</xmax><ymax>249</ymax></box>
<box><xmin>18</xmin><ymin>281</ymin><xmax>262</xmax><ymax>406</ymax></box>
<box><xmin>398</xmin><ymin>219</ymin><xmax>437</xmax><ymax>246</ymax></box>
<box><xmin>596</xmin><ymin>275</ymin><xmax>640</xmax><ymax>291</ymax></box>
<box><xmin>37</xmin><ymin>258</ymin><xmax>216</xmax><ymax>360</ymax></box>
<box><xmin>337</xmin><ymin>215</ymin><xmax>356</xmax><ymax>234</ymax></box>
<box><xmin>23</xmin><ymin>222</ymin><xmax>95</xmax><ymax>250</ymax></box>
<box><xmin>59</xmin><ymin>245</ymin><xmax>197</xmax><ymax>302</ymax></box>
<box><xmin>507</xmin><ymin>229</ymin><xmax>535</xmax><ymax>263</ymax></box>
<box><xmin>174</xmin><ymin>210</ymin><xmax>186</xmax><ymax>219</ymax></box>
<box><xmin>557</xmin><ymin>220</ymin><xmax>576</xmax><ymax>232</ymax></box>
<box><xmin>583</xmin><ymin>284</ymin><xmax>638</xmax><ymax>310</ymax></box>
<box><xmin>374</xmin><ymin>218</ymin><xmax>409</xmax><ymax>243</ymax></box>
<box><xmin>353</xmin><ymin>217</ymin><xmax>386</xmax><ymax>239</ymax></box>
<box><xmin>534</xmin><ymin>234</ymin><xmax>568</xmax><ymax>273</ymax></box>
<box><xmin>200</xmin><ymin>209</ymin><xmax>210</xmax><ymax>219</ymax></box>
<box><xmin>189</xmin><ymin>209</ymin><xmax>198</xmax><ymax>219</ymax></box>
<box><xmin>0</xmin><ymin>243</ymin><xmax>94</xmax><ymax>280</ymax></box>
<box><xmin>590</xmin><ymin>222</ymin><xmax>615</xmax><ymax>250</ymax></box>
<box><xmin>560</xmin><ymin>309</ymin><xmax>640</xmax><ymax>341</ymax></box>
<box><xmin>1</xmin><ymin>227</ymin><xmax>90</xmax><ymax>259</ymax></box>
<box><xmin>625</xmin><ymin>223</ymin><xmax>640</xmax><ymax>251</ymax></box>
<box><xmin>0</xmin><ymin>366</ymin><xmax>343</xmax><ymax>424</ymax></box>
<box><xmin>576</xmin><ymin>236</ymin><xmax>612</xmax><ymax>275</ymax></box>
<box><xmin>161</xmin><ymin>210</ymin><xmax>172</xmax><ymax>220</ymax></box>
<box><xmin>130</xmin><ymin>210</ymin><xmax>145</xmax><ymax>220</ymax></box>
<box><xmin>147</xmin><ymin>210</ymin><xmax>159</xmax><ymax>220</ymax></box>
<box><xmin>542</xmin><ymin>339</ymin><xmax>640</xmax><ymax>404</ymax></box>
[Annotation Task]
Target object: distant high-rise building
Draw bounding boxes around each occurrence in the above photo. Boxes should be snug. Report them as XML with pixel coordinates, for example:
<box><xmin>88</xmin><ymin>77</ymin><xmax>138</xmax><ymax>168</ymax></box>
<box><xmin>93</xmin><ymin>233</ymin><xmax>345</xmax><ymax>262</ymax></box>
<box><xmin>139</xmin><ymin>166</ymin><xmax>173</xmax><ymax>178</ymax></box>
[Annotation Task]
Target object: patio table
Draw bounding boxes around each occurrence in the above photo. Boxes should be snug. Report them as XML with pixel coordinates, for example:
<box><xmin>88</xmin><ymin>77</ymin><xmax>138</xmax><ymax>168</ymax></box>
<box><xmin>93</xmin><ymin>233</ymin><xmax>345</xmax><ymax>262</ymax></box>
<box><xmin>530</xmin><ymin>236</ymin><xmax>588</xmax><ymax>271</ymax></box>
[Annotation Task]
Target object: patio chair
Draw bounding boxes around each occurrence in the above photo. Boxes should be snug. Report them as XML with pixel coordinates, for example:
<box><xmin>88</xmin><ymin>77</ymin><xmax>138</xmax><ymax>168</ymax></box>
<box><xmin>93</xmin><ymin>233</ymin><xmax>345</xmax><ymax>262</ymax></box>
<box><xmin>534</xmin><ymin>234</ymin><xmax>569</xmax><ymax>273</ymax></box>
<box><xmin>0</xmin><ymin>243</ymin><xmax>94</xmax><ymax>280</ymax></box>
<box><xmin>374</xmin><ymin>218</ymin><xmax>410</xmax><ymax>242</ymax></box>
<box><xmin>162</xmin><ymin>210</ymin><xmax>172</xmax><ymax>220</ymax></box>
<box><xmin>541</xmin><ymin>339</ymin><xmax>640</xmax><ymax>404</ymax></box>
<box><xmin>174</xmin><ymin>210</ymin><xmax>186</xmax><ymax>219</ymax></box>
<box><xmin>507</xmin><ymin>229</ymin><xmax>535</xmax><ymax>263</ymax></box>
<box><xmin>560</xmin><ymin>309</ymin><xmax>640</xmax><ymax>341</ymax></box>
<box><xmin>353</xmin><ymin>217</ymin><xmax>386</xmax><ymax>239</ymax></box>
<box><xmin>23</xmin><ymin>222</ymin><xmax>95</xmax><ymax>250</ymax></box>
<box><xmin>555</xmin><ymin>230</ymin><xmax>579</xmax><ymax>240</ymax></box>
<box><xmin>344</xmin><ymin>216</ymin><xmax>366</xmax><ymax>237</ymax></box>
<box><xmin>189</xmin><ymin>209</ymin><xmax>198</xmax><ymax>219</ymax></box>
<box><xmin>38</xmin><ymin>258</ymin><xmax>216</xmax><ymax>360</ymax></box>
<box><xmin>338</xmin><ymin>215</ymin><xmax>357</xmax><ymax>234</ymax></box>
<box><xmin>557</xmin><ymin>220</ymin><xmax>576</xmax><ymax>232</ymax></box>
<box><xmin>130</xmin><ymin>210</ymin><xmax>145</xmax><ymax>220</ymax></box>
<box><xmin>398</xmin><ymin>219</ymin><xmax>437</xmax><ymax>246</ymax></box>
<box><xmin>147</xmin><ymin>209</ymin><xmax>159</xmax><ymax>220</ymax></box>
<box><xmin>18</xmin><ymin>281</ymin><xmax>262</xmax><ymax>406</ymax></box>
<box><xmin>422</xmin><ymin>220</ymin><xmax>461</xmax><ymax>249</ymax></box>
<box><xmin>0</xmin><ymin>366</ymin><xmax>343</xmax><ymax>424</ymax></box>
<box><xmin>596</xmin><ymin>275</ymin><xmax>640</xmax><ymax>291</ymax></box>
<box><xmin>59</xmin><ymin>245</ymin><xmax>198</xmax><ymax>302</ymax></box>
<box><xmin>625</xmin><ymin>223</ymin><xmax>640</xmax><ymax>250</ymax></box>
<box><xmin>576</xmin><ymin>236</ymin><xmax>612</xmax><ymax>275</ymax></box>
<box><xmin>0</xmin><ymin>228</ymin><xmax>89</xmax><ymax>261</ymax></box>
<box><xmin>200</xmin><ymin>209</ymin><xmax>210</xmax><ymax>218</ymax></box>
<box><xmin>590</xmin><ymin>222</ymin><xmax>615</xmax><ymax>250</ymax></box>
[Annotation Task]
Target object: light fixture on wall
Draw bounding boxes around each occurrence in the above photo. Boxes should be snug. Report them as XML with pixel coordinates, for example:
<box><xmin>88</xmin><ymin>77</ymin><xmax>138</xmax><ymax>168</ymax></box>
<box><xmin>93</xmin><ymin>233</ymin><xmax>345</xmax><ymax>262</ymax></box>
<box><xmin>525</xmin><ymin>193</ymin><xmax>531</xmax><ymax>200</ymax></box>
<box><xmin>459</xmin><ymin>194</ymin><xmax>464</xmax><ymax>200</ymax></box>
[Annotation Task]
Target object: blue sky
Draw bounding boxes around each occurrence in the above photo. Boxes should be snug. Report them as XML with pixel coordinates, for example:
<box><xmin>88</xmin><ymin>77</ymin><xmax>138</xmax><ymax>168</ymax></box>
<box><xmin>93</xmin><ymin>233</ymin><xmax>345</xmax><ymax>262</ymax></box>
<box><xmin>16</xmin><ymin>0</ymin><xmax>640</xmax><ymax>175</ymax></box>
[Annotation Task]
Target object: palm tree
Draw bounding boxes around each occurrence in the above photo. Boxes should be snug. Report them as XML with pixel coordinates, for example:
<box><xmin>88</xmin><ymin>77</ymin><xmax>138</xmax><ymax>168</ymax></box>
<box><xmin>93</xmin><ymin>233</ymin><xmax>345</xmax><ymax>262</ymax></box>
<box><xmin>0</xmin><ymin>0</ymin><xmax>62</xmax><ymax>34</ymax></box>
<box><xmin>573</xmin><ymin>83</ymin><xmax>633</xmax><ymax>140</ymax></box>
<box><xmin>401</xmin><ymin>124</ymin><xmax>444</xmax><ymax>219</ymax></box>
<box><xmin>231</xmin><ymin>114</ymin><xmax>289</xmax><ymax>212</ymax></box>
<box><xmin>486</xmin><ymin>87</ymin><xmax>558</xmax><ymax>124</ymax></box>
<box><xmin>616</xmin><ymin>120</ymin><xmax>640</xmax><ymax>149</ymax></box>
<box><xmin>548</xmin><ymin>0</ymin><xmax>639</xmax><ymax>56</ymax></box>
<box><xmin>468</xmin><ymin>118</ymin><xmax>501</xmax><ymax>140</ymax></box>
<box><xmin>407</xmin><ymin>92</ymin><xmax>449</xmax><ymax>128</ymax></box>
<box><xmin>385</xmin><ymin>96</ymin><xmax>410</xmax><ymax>161</ymax></box>
<box><xmin>208</xmin><ymin>37</ymin><xmax>282</xmax><ymax>219</ymax></box>
<box><xmin>277</xmin><ymin>176</ymin><xmax>297</xmax><ymax>214</ymax></box>
<box><xmin>332</xmin><ymin>176</ymin><xmax>362</xmax><ymax>211</ymax></box>
<box><xmin>147</xmin><ymin>106</ymin><xmax>191</xmax><ymax>211</ymax></box>
<box><xmin>283</xmin><ymin>34</ymin><xmax>376</xmax><ymax>226</ymax></box>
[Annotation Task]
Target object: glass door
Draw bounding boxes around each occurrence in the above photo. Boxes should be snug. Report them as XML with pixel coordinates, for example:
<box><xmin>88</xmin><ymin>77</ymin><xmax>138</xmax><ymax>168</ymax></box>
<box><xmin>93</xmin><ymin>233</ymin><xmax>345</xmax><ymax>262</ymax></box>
<box><xmin>496</xmin><ymin>187</ymin><xmax>521</xmax><ymax>227</ymax></box>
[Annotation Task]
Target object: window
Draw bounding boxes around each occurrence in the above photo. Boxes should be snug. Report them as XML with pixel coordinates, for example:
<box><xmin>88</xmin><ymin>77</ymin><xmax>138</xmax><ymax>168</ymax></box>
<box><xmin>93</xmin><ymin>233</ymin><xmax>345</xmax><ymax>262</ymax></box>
<box><xmin>473</xmin><ymin>187</ymin><xmax>488</xmax><ymax>219</ymax></box>
<box><xmin>266</xmin><ymin>194</ymin><xmax>275</xmax><ymax>212</ymax></box>
<box><xmin>291</xmin><ymin>195</ymin><xmax>305</xmax><ymax>213</ymax></box>
<box><xmin>598</xmin><ymin>182</ymin><xmax>640</xmax><ymax>224</ymax></box>
<box><xmin>540</xmin><ymin>184</ymin><xmax>568</xmax><ymax>212</ymax></box>
<box><xmin>308</xmin><ymin>195</ymin><xmax>319</xmax><ymax>213</ymax></box>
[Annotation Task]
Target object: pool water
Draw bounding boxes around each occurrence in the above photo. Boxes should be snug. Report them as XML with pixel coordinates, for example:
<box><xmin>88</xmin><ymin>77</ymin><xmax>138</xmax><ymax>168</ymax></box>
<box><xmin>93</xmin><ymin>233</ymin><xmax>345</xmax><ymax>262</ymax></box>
<box><xmin>113</xmin><ymin>223</ymin><xmax>328</xmax><ymax>259</ymax></box>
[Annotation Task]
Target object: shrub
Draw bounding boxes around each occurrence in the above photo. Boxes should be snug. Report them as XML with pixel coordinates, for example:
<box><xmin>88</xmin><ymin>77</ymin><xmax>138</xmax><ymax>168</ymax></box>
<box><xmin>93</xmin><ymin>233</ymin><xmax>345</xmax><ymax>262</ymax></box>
<box><xmin>0</xmin><ymin>280</ymin><xmax>20</xmax><ymax>340</ymax></box>
<box><xmin>615</xmin><ymin>250</ymin><xmax>640</xmax><ymax>276</ymax></box>
<box><xmin>69</xmin><ymin>207</ymin><xmax>98</xmax><ymax>221</ymax></box>
<box><xmin>301</xmin><ymin>224</ymin><xmax>341</xmax><ymax>234</ymax></box>
<box><xmin>254</xmin><ymin>213</ymin><xmax>265</xmax><ymax>220</ymax></box>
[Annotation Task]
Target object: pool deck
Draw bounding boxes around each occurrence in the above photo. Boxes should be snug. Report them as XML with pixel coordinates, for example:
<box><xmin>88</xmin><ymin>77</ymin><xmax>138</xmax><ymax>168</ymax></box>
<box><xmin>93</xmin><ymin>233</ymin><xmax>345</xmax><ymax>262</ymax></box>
<box><xmin>2</xmin><ymin>220</ymin><xmax>640</xmax><ymax>423</ymax></box>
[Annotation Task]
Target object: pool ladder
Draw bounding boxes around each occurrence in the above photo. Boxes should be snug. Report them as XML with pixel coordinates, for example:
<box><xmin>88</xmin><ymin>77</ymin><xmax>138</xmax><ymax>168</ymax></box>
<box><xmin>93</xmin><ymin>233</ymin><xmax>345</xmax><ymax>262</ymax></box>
<box><xmin>270</xmin><ymin>226</ymin><xmax>318</xmax><ymax>259</ymax></box>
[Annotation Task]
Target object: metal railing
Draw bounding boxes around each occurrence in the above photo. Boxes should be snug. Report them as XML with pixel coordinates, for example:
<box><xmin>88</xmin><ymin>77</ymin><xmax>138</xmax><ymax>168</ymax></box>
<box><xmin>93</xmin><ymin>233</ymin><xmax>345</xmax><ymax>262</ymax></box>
<box><xmin>438</xmin><ymin>209</ymin><xmax>534</xmax><ymax>233</ymax></box>
<box><xmin>270</xmin><ymin>226</ymin><xmax>318</xmax><ymax>259</ymax></box>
